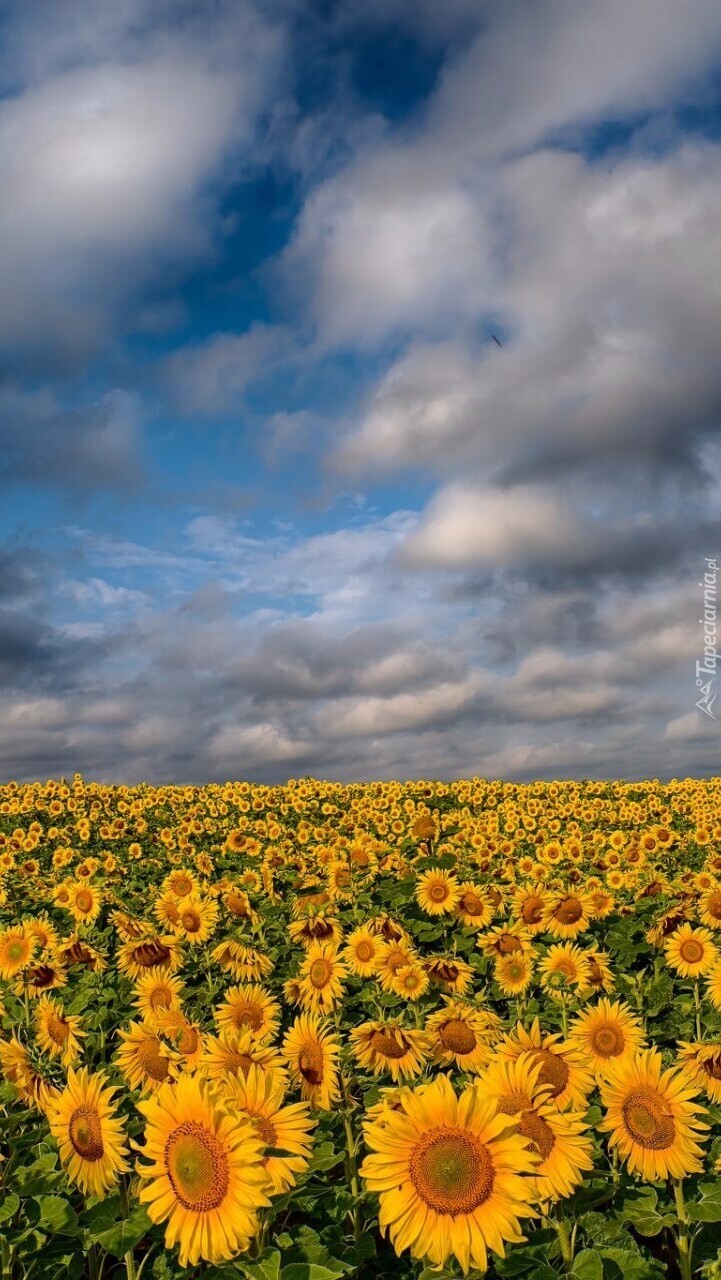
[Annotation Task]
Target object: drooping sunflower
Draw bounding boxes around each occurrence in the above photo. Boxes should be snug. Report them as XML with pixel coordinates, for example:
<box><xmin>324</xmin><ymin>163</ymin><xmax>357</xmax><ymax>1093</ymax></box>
<box><xmin>282</xmin><ymin>1013</ymin><xmax>340</xmax><ymax>1110</ymax></box>
<box><xmin>580</xmin><ymin>947</ymin><xmax>615</xmax><ymax>994</ymax></box>
<box><xmin>0</xmin><ymin>1035</ymin><xmax>57</xmax><ymax>1111</ymax></box>
<box><xmin>415</xmin><ymin>868</ymin><xmax>461</xmax><ymax>916</ymax></box>
<box><xmin>136</xmin><ymin>1075</ymin><xmax>270</xmax><ymax>1267</ymax></box>
<box><xmin>174</xmin><ymin>895</ymin><xmax>219</xmax><ymax>945</ymax></box>
<box><xmin>454</xmin><ymin>883</ymin><xmax>494</xmax><ymax>930</ymax></box>
<box><xmin>153</xmin><ymin>893</ymin><xmax>182</xmax><ymax>932</ymax></box>
<box><xmin>342</xmin><ymin>925</ymin><xmax>382</xmax><ymax>977</ymax></box>
<box><xmin>512</xmin><ymin>888</ymin><xmax>548</xmax><ymax>935</ymax></box>
<box><xmin>496</xmin><ymin>1019</ymin><xmax>595</xmax><ymax>1111</ymax></box>
<box><xmin>542</xmin><ymin>891</ymin><xmax>593</xmax><ymax>940</ymax></box>
<box><xmin>133</xmin><ymin>968</ymin><xmax>184</xmax><ymax>1026</ymax></box>
<box><xmin>297</xmin><ymin>943</ymin><xmax>348</xmax><ymax>1014</ymax></box>
<box><xmin>0</xmin><ymin>925</ymin><xmax>35</xmax><ymax>980</ymax></box>
<box><xmin>201</xmin><ymin>1030</ymin><xmax>288</xmax><ymax>1087</ymax></box>
<box><xmin>35</xmin><ymin>995</ymin><xmax>85</xmax><ymax>1066</ymax></box>
<box><xmin>477</xmin><ymin>924</ymin><xmax>532</xmax><ymax>959</ymax></box>
<box><xmin>211</xmin><ymin>941</ymin><xmax>273</xmax><ymax>981</ymax></box>
<box><xmin>14</xmin><ymin>954</ymin><xmax>67</xmax><ymax>997</ymax></box>
<box><xmin>117</xmin><ymin>935</ymin><xmax>182</xmax><ymax>981</ymax></box>
<box><xmin>494</xmin><ymin>951</ymin><xmax>534</xmax><ymax>996</ymax></box>
<box><xmin>426</xmin><ymin>1001</ymin><xmax>500</xmax><ymax>1073</ymax></box>
<box><xmin>215</xmin><ymin>985</ymin><xmax>280</xmax><ymax>1042</ymax></box>
<box><xmin>360</xmin><ymin>1072</ymin><xmax>538</xmax><ymax>1274</ymax></box>
<box><xmin>288</xmin><ymin>915</ymin><xmax>344</xmax><ymax>949</ymax></box>
<box><xmin>116</xmin><ymin>1021</ymin><xmax>179</xmax><ymax>1093</ymax></box>
<box><xmin>48</xmin><ymin>1067</ymin><xmax>129</xmax><ymax>1197</ymax></box>
<box><xmin>351</xmin><ymin>1021</ymin><xmax>429</xmax><ymax>1081</ymax></box>
<box><xmin>665</xmin><ymin>924</ymin><xmax>718</xmax><ymax>978</ymax></box>
<box><xmin>600</xmin><ymin>1048</ymin><xmax>709</xmax><ymax>1181</ymax></box>
<box><xmin>673</xmin><ymin>1031</ymin><xmax>719</xmax><ymax>1094</ymax></box>
<box><xmin>423</xmin><ymin>955</ymin><xmax>474</xmax><ymax>996</ymax></box>
<box><xmin>568</xmin><ymin>998</ymin><xmax>645</xmax><ymax>1079</ymax></box>
<box><xmin>56</xmin><ymin>934</ymin><xmax>106</xmax><ymax>972</ymax></box>
<box><xmin>158</xmin><ymin>1009</ymin><xmax>206</xmax><ymax>1072</ymax></box>
<box><xmin>476</xmin><ymin>1054</ymin><xmax>593</xmax><ymax>1202</ymax></box>
<box><xmin>223</xmin><ymin>1064</ymin><xmax>315</xmax><ymax>1194</ymax></box>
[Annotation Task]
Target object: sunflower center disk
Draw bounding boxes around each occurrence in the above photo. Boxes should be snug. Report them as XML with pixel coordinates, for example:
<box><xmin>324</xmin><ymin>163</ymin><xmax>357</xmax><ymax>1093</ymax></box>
<box><xmin>298</xmin><ymin>1045</ymin><xmax>324</xmax><ymax>1085</ymax></box>
<box><xmin>555</xmin><ymin>898</ymin><xmax>583</xmax><ymax>924</ymax></box>
<box><xmin>370</xmin><ymin>1030</ymin><xmax>409</xmax><ymax>1059</ymax></box>
<box><xmin>679</xmin><ymin>940</ymin><xmax>704</xmax><ymax>964</ymax></box>
<box><xmin>69</xmin><ymin>1105</ymin><xmax>104</xmax><ymax>1161</ymax></box>
<box><xmin>233</xmin><ymin>1003</ymin><xmax>264</xmax><ymax>1031</ymax></box>
<box><xmin>622</xmin><ymin>1087</ymin><xmax>676</xmax><ymax>1150</ymax></box>
<box><xmin>429</xmin><ymin>885</ymin><xmax>449</xmax><ymax>902</ymax></box>
<box><xmin>591</xmin><ymin>1024</ymin><xmax>625</xmax><ymax>1057</ymax></box>
<box><xmin>309</xmin><ymin>959</ymin><xmax>332</xmax><ymax>989</ymax></box>
<box><xmin>534</xmin><ymin>1050</ymin><xmax>569</xmax><ymax>1097</ymax></box>
<box><xmin>137</xmin><ymin>1037</ymin><xmax>171</xmax><ymax>1082</ymax></box>
<box><xmin>355</xmin><ymin>942</ymin><xmax>374</xmax><ymax>963</ymax></box>
<box><xmin>439</xmin><ymin>1019</ymin><xmax>477</xmax><ymax>1055</ymax></box>
<box><xmin>518</xmin><ymin>1109</ymin><xmax>556</xmax><ymax>1160</ymax></box>
<box><xmin>166</xmin><ymin>1122</ymin><xmax>230</xmax><ymax>1212</ymax></box>
<box><xmin>181</xmin><ymin>911</ymin><xmax>201</xmax><ymax>933</ymax></box>
<box><xmin>410</xmin><ymin>1129</ymin><xmax>494</xmax><ymax>1214</ymax></box>
<box><xmin>522</xmin><ymin>901</ymin><xmax>543</xmax><ymax>924</ymax></box>
<box><xmin>47</xmin><ymin>1012</ymin><xmax>70</xmax><ymax>1045</ymax></box>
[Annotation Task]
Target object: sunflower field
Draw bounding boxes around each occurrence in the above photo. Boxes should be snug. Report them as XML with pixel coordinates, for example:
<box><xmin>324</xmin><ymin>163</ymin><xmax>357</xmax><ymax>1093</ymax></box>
<box><xmin>3</xmin><ymin>777</ymin><xmax>721</xmax><ymax>1280</ymax></box>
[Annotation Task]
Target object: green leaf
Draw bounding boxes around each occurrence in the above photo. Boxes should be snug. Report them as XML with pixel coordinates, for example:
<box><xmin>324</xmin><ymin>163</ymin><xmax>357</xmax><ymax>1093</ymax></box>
<box><xmin>93</xmin><ymin>1206</ymin><xmax>152</xmax><ymax>1258</ymax></box>
<box><xmin>599</xmin><ymin>1249</ymin><xmax>666</xmax><ymax>1279</ymax></box>
<box><xmin>281</xmin><ymin>1266</ymin><xmax>348</xmax><ymax>1280</ymax></box>
<box><xmin>689</xmin><ymin>1182</ymin><xmax>721</xmax><ymax>1222</ymax></box>
<box><xmin>0</xmin><ymin>1192</ymin><xmax>19</xmax><ymax>1224</ymax></box>
<box><xmin>618</xmin><ymin>1189</ymin><xmax>673</xmax><ymax>1237</ymax></box>
<box><xmin>37</xmin><ymin>1196</ymin><xmax>79</xmax><ymax>1235</ymax></box>
<box><xmin>570</xmin><ymin>1250</ymin><xmax>603</xmax><ymax>1280</ymax></box>
<box><xmin>236</xmin><ymin>1250</ymin><xmax>281</xmax><ymax>1280</ymax></box>
<box><xmin>306</xmin><ymin>1142</ymin><xmax>344</xmax><ymax>1173</ymax></box>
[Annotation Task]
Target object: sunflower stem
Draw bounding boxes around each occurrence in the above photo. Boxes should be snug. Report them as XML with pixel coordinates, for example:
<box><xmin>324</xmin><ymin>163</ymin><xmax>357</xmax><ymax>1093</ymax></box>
<box><xmin>553</xmin><ymin>1212</ymin><xmax>574</xmax><ymax>1272</ymax></box>
<box><xmin>673</xmin><ymin>1178</ymin><xmax>693</xmax><ymax>1280</ymax></box>
<box><xmin>119</xmin><ymin>1177</ymin><xmax>137</xmax><ymax>1280</ymax></box>
<box><xmin>693</xmin><ymin>981</ymin><xmax>702</xmax><ymax>1042</ymax></box>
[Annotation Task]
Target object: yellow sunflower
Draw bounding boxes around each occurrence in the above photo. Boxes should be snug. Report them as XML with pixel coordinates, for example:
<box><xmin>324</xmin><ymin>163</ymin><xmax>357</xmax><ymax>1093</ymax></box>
<box><xmin>117</xmin><ymin>935</ymin><xmax>182</xmax><ymax>981</ymax></box>
<box><xmin>211</xmin><ymin>942</ymin><xmax>273</xmax><ymax>981</ymax></box>
<box><xmin>496</xmin><ymin>1019</ymin><xmax>595</xmax><ymax>1111</ymax></box>
<box><xmin>513</xmin><ymin>888</ymin><xmax>548</xmax><ymax>935</ymax></box>
<box><xmin>454</xmin><ymin>883</ymin><xmax>494</xmax><ymax>930</ymax></box>
<box><xmin>0</xmin><ymin>925</ymin><xmax>35</xmax><ymax>980</ymax></box>
<box><xmin>351</xmin><ymin>1021</ymin><xmax>429</xmax><ymax>1081</ymax></box>
<box><xmin>35</xmin><ymin>995</ymin><xmax>85</xmax><ymax>1066</ymax></box>
<box><xmin>223</xmin><ymin>1064</ymin><xmax>315</xmax><ymax>1194</ymax></box>
<box><xmin>297</xmin><ymin>944</ymin><xmax>348</xmax><ymax>1014</ymax></box>
<box><xmin>67</xmin><ymin>882</ymin><xmax>102</xmax><ymax>925</ymax></box>
<box><xmin>568</xmin><ymin>998</ymin><xmax>645</xmax><ymax>1079</ymax></box>
<box><xmin>48</xmin><ymin>1067</ymin><xmax>129</xmax><ymax>1197</ymax></box>
<box><xmin>163</xmin><ymin>868</ymin><xmax>200</xmax><ymax>899</ymax></box>
<box><xmin>494</xmin><ymin>951</ymin><xmax>534</xmax><ymax>996</ymax></box>
<box><xmin>600</xmin><ymin>1048</ymin><xmax>708</xmax><ymax>1181</ymax></box>
<box><xmin>542</xmin><ymin>891</ymin><xmax>593</xmax><ymax>939</ymax></box>
<box><xmin>476</xmin><ymin>1054</ymin><xmax>593</xmax><ymax>1201</ymax></box>
<box><xmin>116</xmin><ymin>1021</ymin><xmax>179</xmax><ymax>1093</ymax></box>
<box><xmin>342</xmin><ymin>925</ymin><xmax>382</xmax><ymax>977</ymax></box>
<box><xmin>133</xmin><ymin>968</ymin><xmax>184</xmax><ymax>1026</ymax></box>
<box><xmin>215</xmin><ymin>984</ymin><xmax>280</xmax><ymax>1042</ymax></box>
<box><xmin>387</xmin><ymin>962</ymin><xmax>430</xmax><ymax>1001</ymax></box>
<box><xmin>14</xmin><ymin>955</ymin><xmax>67</xmax><ymax>997</ymax></box>
<box><xmin>288</xmin><ymin>915</ymin><xmax>343</xmax><ymax>949</ymax></box>
<box><xmin>423</xmin><ymin>955</ymin><xmax>473</xmax><ymax>996</ymax></box>
<box><xmin>282</xmin><ymin>1013</ymin><xmax>340</xmax><ymax>1110</ymax></box>
<box><xmin>665</xmin><ymin>924</ymin><xmax>718</xmax><ymax>978</ymax></box>
<box><xmin>698</xmin><ymin>886</ymin><xmax>721</xmax><ymax>930</ymax></box>
<box><xmin>136</xmin><ymin>1075</ymin><xmax>269</xmax><ymax>1267</ymax></box>
<box><xmin>426</xmin><ymin>1001</ymin><xmax>500</xmax><ymax>1073</ymax></box>
<box><xmin>360</xmin><ymin>1073</ymin><xmax>538</xmax><ymax>1274</ymax></box>
<box><xmin>677</xmin><ymin>1042</ymin><xmax>721</xmax><ymax>1102</ymax></box>
<box><xmin>174</xmin><ymin>895</ymin><xmax>219</xmax><ymax>945</ymax></box>
<box><xmin>415</xmin><ymin>868</ymin><xmax>461</xmax><ymax>916</ymax></box>
<box><xmin>158</xmin><ymin>1009</ymin><xmax>206</xmax><ymax>1072</ymax></box>
<box><xmin>538</xmin><ymin>943</ymin><xmax>591</xmax><ymax>993</ymax></box>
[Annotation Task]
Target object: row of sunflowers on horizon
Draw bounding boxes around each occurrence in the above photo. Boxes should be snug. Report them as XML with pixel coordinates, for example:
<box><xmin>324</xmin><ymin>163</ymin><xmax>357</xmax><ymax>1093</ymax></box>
<box><xmin>2</xmin><ymin>775</ymin><xmax>721</xmax><ymax>1279</ymax></box>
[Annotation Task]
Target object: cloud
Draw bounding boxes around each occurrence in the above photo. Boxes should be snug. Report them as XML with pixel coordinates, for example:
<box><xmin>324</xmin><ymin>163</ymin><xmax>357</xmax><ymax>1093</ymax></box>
<box><xmin>163</xmin><ymin>324</ymin><xmax>290</xmax><ymax>414</ymax></box>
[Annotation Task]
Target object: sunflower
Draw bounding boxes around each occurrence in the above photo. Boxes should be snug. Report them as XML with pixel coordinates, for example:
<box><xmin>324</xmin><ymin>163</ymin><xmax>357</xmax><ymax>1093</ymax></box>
<box><xmin>360</xmin><ymin>1073</ymin><xmax>537</xmax><ymax>1274</ymax></box>
<box><xmin>163</xmin><ymin>869</ymin><xmax>200</xmax><ymax>899</ymax></box>
<box><xmin>496</xmin><ymin>1020</ymin><xmax>595</xmax><ymax>1111</ymax></box>
<box><xmin>423</xmin><ymin>955</ymin><xmax>474</xmax><ymax>996</ymax></box>
<box><xmin>298</xmin><ymin>944</ymin><xmax>348</xmax><ymax>1014</ymax></box>
<box><xmin>56</xmin><ymin>934</ymin><xmax>106</xmax><ymax>972</ymax></box>
<box><xmin>158</xmin><ymin>1010</ymin><xmax>206</xmax><ymax>1072</ymax></box>
<box><xmin>476</xmin><ymin>1054</ymin><xmax>593</xmax><ymax>1201</ymax></box>
<box><xmin>14</xmin><ymin>955</ymin><xmax>67</xmax><ymax>997</ymax></box>
<box><xmin>0</xmin><ymin>1035</ymin><xmax>56</xmax><ymax>1110</ymax></box>
<box><xmin>513</xmin><ymin>888</ymin><xmax>548</xmax><ymax>935</ymax></box>
<box><xmin>67</xmin><ymin>882</ymin><xmax>102</xmax><ymax>925</ymax></box>
<box><xmin>375</xmin><ymin>941</ymin><xmax>416</xmax><ymax>991</ymax></box>
<box><xmin>201</xmin><ymin>1031</ymin><xmax>288</xmax><ymax>1087</ymax></box>
<box><xmin>211</xmin><ymin>942</ymin><xmax>273</xmax><ymax>981</ymax></box>
<box><xmin>282</xmin><ymin>1013</ymin><xmax>340</xmax><ymax>1110</ymax></box>
<box><xmin>699</xmin><ymin>886</ymin><xmax>721</xmax><ymax>930</ymax></box>
<box><xmin>538</xmin><ymin>943</ymin><xmax>591</xmax><ymax>993</ymax></box>
<box><xmin>35</xmin><ymin>996</ymin><xmax>85</xmax><ymax>1066</ymax></box>
<box><xmin>665</xmin><ymin>924</ymin><xmax>718</xmax><ymax>978</ymax></box>
<box><xmin>580</xmin><ymin>947</ymin><xmax>615</xmax><ymax>994</ymax></box>
<box><xmin>568</xmin><ymin>999</ymin><xmax>645</xmax><ymax>1079</ymax></box>
<box><xmin>542</xmin><ymin>891</ymin><xmax>592</xmax><ymax>940</ymax></box>
<box><xmin>678</xmin><ymin>1042</ymin><xmax>721</xmax><ymax>1102</ymax></box>
<box><xmin>454</xmin><ymin>883</ymin><xmax>494</xmax><ymax>930</ymax></box>
<box><xmin>289</xmin><ymin>915</ymin><xmax>344</xmax><ymax>949</ymax></box>
<box><xmin>48</xmin><ymin>1068</ymin><xmax>129</xmax><ymax>1197</ymax></box>
<box><xmin>477</xmin><ymin>924</ymin><xmax>531</xmax><ymax>958</ymax></box>
<box><xmin>133</xmin><ymin>968</ymin><xmax>184</xmax><ymax>1026</ymax></box>
<box><xmin>600</xmin><ymin>1048</ymin><xmax>709</xmax><ymax>1181</ymax></box>
<box><xmin>388</xmin><ymin>962</ymin><xmax>430</xmax><ymax>1001</ymax></box>
<box><xmin>494</xmin><ymin>951</ymin><xmax>534</xmax><ymax>996</ymax></box>
<box><xmin>153</xmin><ymin>893</ymin><xmax>182</xmax><ymax>931</ymax></box>
<box><xmin>223</xmin><ymin>886</ymin><xmax>255</xmax><ymax>921</ymax></box>
<box><xmin>426</xmin><ymin>1002</ymin><xmax>500</xmax><ymax>1073</ymax></box>
<box><xmin>415</xmin><ymin>868</ymin><xmax>461</xmax><ymax>916</ymax></box>
<box><xmin>0</xmin><ymin>925</ymin><xmax>35</xmax><ymax>980</ymax></box>
<box><xmin>24</xmin><ymin>914</ymin><xmax>60</xmax><ymax>954</ymax></box>
<box><xmin>223</xmin><ymin>1064</ymin><xmax>315</xmax><ymax>1194</ymax></box>
<box><xmin>342</xmin><ymin>925</ymin><xmax>382</xmax><ymax>977</ymax></box>
<box><xmin>117</xmin><ymin>935</ymin><xmax>182</xmax><ymax>981</ymax></box>
<box><xmin>174</xmin><ymin>895</ymin><xmax>219</xmax><ymax>945</ymax></box>
<box><xmin>351</xmin><ymin>1022</ymin><xmax>429</xmax><ymax>1081</ymax></box>
<box><xmin>136</xmin><ymin>1075</ymin><xmax>269</xmax><ymax>1267</ymax></box>
<box><xmin>215</xmin><ymin>985</ymin><xmax>280</xmax><ymax>1042</ymax></box>
<box><xmin>116</xmin><ymin>1021</ymin><xmax>179</xmax><ymax>1093</ymax></box>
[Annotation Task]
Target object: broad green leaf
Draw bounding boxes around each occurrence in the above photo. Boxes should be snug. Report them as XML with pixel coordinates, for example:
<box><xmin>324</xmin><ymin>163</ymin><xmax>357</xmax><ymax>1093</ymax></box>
<box><xmin>37</xmin><ymin>1196</ymin><xmax>79</xmax><ymax>1235</ymax></box>
<box><xmin>570</xmin><ymin>1249</ymin><xmax>603</xmax><ymax>1280</ymax></box>
<box><xmin>0</xmin><ymin>1193</ymin><xmax>19</xmax><ymax>1224</ymax></box>
<box><xmin>689</xmin><ymin>1182</ymin><xmax>721</xmax><ymax>1222</ymax></box>
<box><xmin>93</xmin><ymin>1206</ymin><xmax>152</xmax><ymax>1258</ymax></box>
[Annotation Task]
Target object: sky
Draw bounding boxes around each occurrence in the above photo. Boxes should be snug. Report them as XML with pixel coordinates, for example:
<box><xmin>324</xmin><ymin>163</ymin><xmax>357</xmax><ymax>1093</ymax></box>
<box><xmin>2</xmin><ymin>0</ymin><xmax>721</xmax><ymax>785</ymax></box>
